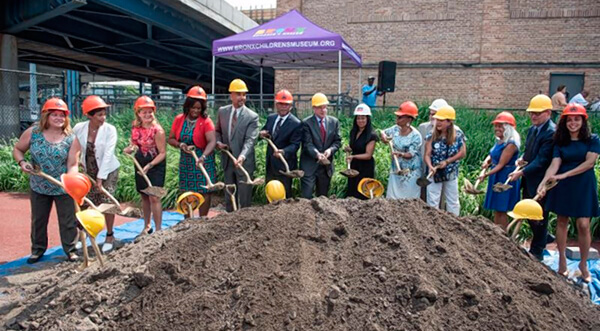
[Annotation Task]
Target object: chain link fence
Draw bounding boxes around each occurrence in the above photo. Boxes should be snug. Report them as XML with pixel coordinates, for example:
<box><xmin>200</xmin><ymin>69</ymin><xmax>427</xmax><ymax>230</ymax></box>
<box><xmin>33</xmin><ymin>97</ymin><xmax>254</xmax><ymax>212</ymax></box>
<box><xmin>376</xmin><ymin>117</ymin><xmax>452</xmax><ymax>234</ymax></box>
<box><xmin>0</xmin><ymin>68</ymin><xmax>65</xmax><ymax>138</ymax></box>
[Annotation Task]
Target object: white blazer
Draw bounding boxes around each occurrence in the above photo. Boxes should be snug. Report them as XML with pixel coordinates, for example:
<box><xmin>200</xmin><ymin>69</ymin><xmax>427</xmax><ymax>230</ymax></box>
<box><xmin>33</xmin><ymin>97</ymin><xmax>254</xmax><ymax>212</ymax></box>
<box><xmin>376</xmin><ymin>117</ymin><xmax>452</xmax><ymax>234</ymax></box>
<box><xmin>73</xmin><ymin>121</ymin><xmax>120</xmax><ymax>180</ymax></box>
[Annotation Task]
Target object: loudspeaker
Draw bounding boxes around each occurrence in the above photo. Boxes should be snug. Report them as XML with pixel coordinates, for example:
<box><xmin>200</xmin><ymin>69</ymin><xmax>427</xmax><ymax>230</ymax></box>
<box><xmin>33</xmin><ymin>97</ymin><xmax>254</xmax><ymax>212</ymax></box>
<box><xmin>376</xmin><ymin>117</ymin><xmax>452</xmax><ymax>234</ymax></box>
<box><xmin>377</xmin><ymin>61</ymin><xmax>397</xmax><ymax>93</ymax></box>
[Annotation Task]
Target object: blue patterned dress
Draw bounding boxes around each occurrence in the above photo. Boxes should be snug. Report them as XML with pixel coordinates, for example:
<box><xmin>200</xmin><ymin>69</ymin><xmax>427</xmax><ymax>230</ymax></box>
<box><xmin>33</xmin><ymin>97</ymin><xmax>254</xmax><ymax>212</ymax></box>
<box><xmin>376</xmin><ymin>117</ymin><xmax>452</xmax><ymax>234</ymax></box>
<box><xmin>29</xmin><ymin>126</ymin><xmax>74</xmax><ymax>195</ymax></box>
<box><xmin>178</xmin><ymin>119</ymin><xmax>217</xmax><ymax>194</ymax></box>
<box><xmin>426</xmin><ymin>130</ymin><xmax>465</xmax><ymax>183</ymax></box>
<box><xmin>384</xmin><ymin>126</ymin><xmax>423</xmax><ymax>199</ymax></box>
<box><xmin>483</xmin><ymin>141</ymin><xmax>520</xmax><ymax>212</ymax></box>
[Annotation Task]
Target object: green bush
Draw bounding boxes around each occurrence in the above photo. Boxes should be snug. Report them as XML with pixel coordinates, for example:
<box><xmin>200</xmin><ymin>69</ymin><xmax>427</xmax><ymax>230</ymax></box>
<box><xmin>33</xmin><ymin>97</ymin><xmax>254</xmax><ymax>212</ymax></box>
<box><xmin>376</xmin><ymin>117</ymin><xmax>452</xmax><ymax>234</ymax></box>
<box><xmin>2</xmin><ymin>105</ymin><xmax>600</xmax><ymax>240</ymax></box>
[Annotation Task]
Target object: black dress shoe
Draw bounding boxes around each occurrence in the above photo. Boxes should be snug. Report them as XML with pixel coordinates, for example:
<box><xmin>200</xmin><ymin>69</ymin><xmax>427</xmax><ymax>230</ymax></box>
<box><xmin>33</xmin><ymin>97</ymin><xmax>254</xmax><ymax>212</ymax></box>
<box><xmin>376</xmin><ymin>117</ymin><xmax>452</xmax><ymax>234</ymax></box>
<box><xmin>546</xmin><ymin>234</ymin><xmax>556</xmax><ymax>244</ymax></box>
<box><xmin>26</xmin><ymin>254</ymin><xmax>42</xmax><ymax>264</ymax></box>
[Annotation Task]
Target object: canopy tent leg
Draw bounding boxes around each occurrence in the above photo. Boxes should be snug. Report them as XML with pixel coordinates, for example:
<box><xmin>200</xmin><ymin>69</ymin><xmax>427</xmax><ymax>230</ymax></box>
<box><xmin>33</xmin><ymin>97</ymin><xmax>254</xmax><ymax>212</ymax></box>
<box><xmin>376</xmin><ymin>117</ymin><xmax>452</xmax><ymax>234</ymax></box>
<box><xmin>260</xmin><ymin>58</ymin><xmax>264</xmax><ymax>111</ymax></box>
<box><xmin>211</xmin><ymin>56</ymin><xmax>215</xmax><ymax>107</ymax></box>
<box><xmin>358</xmin><ymin>67</ymin><xmax>362</xmax><ymax>102</ymax></box>
<box><xmin>338</xmin><ymin>50</ymin><xmax>342</xmax><ymax>111</ymax></box>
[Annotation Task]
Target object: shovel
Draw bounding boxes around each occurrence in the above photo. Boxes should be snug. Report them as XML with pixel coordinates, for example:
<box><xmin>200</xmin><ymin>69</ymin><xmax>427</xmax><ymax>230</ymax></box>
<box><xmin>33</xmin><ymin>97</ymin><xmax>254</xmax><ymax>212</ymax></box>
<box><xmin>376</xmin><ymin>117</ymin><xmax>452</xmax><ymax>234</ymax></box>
<box><xmin>29</xmin><ymin>167</ymin><xmax>104</xmax><ymax>268</ymax></box>
<box><xmin>221</xmin><ymin>148</ymin><xmax>265</xmax><ymax>186</ymax></box>
<box><xmin>507</xmin><ymin>179</ymin><xmax>559</xmax><ymax>241</ymax></box>
<box><xmin>185</xmin><ymin>146</ymin><xmax>225</xmax><ymax>191</ymax></box>
<box><xmin>492</xmin><ymin>160</ymin><xmax>528</xmax><ymax>192</ymax></box>
<box><xmin>123</xmin><ymin>148</ymin><xmax>166</xmax><ymax>198</ymax></box>
<box><xmin>225</xmin><ymin>184</ymin><xmax>238</xmax><ymax>211</ymax></box>
<box><xmin>263</xmin><ymin>136</ymin><xmax>304</xmax><ymax>178</ymax></box>
<box><xmin>417</xmin><ymin>166</ymin><xmax>438</xmax><ymax>187</ymax></box>
<box><xmin>314</xmin><ymin>148</ymin><xmax>331</xmax><ymax>166</ymax></box>
<box><xmin>464</xmin><ymin>156</ymin><xmax>491</xmax><ymax>195</ymax></box>
<box><xmin>80</xmin><ymin>173</ymin><xmax>142</xmax><ymax>218</ymax></box>
<box><xmin>340</xmin><ymin>146</ymin><xmax>359</xmax><ymax>178</ymax></box>
<box><xmin>385</xmin><ymin>139</ymin><xmax>410</xmax><ymax>176</ymax></box>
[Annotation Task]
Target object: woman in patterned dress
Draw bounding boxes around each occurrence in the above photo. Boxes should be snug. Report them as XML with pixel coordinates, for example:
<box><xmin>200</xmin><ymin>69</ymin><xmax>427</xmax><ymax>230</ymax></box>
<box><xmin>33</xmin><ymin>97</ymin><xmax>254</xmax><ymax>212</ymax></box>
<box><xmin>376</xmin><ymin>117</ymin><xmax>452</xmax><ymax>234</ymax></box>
<box><xmin>168</xmin><ymin>86</ymin><xmax>217</xmax><ymax>216</ymax></box>
<box><xmin>380</xmin><ymin>101</ymin><xmax>423</xmax><ymax>199</ymax></box>
<box><xmin>13</xmin><ymin>98</ymin><xmax>81</xmax><ymax>263</ymax></box>
<box><xmin>124</xmin><ymin>96</ymin><xmax>166</xmax><ymax>235</ymax></box>
<box><xmin>73</xmin><ymin>95</ymin><xmax>121</xmax><ymax>252</ymax></box>
<box><xmin>424</xmin><ymin>105</ymin><xmax>466</xmax><ymax>216</ymax></box>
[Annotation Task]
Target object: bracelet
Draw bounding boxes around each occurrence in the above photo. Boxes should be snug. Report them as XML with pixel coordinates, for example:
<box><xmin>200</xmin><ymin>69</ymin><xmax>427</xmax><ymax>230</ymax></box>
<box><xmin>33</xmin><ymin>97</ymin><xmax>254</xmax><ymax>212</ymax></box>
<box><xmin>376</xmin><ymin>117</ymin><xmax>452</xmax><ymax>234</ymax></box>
<box><xmin>200</xmin><ymin>155</ymin><xmax>206</xmax><ymax>161</ymax></box>
<box><xmin>17</xmin><ymin>159</ymin><xmax>25</xmax><ymax>166</ymax></box>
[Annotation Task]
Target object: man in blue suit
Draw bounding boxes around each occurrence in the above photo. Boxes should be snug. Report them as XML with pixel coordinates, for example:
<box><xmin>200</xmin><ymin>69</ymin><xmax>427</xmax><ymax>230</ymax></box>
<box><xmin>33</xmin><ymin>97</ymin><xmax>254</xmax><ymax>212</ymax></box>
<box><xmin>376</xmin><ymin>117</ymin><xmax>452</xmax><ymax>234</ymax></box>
<box><xmin>259</xmin><ymin>89</ymin><xmax>302</xmax><ymax>197</ymax></box>
<box><xmin>509</xmin><ymin>94</ymin><xmax>556</xmax><ymax>260</ymax></box>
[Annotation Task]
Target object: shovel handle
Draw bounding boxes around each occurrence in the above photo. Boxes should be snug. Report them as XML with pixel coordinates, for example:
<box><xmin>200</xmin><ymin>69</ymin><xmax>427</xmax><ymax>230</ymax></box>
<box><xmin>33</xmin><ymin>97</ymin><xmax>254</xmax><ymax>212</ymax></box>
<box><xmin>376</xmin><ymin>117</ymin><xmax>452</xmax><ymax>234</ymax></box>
<box><xmin>188</xmin><ymin>147</ymin><xmax>217</xmax><ymax>187</ymax></box>
<box><xmin>81</xmin><ymin>173</ymin><xmax>121</xmax><ymax>208</ymax></box>
<box><xmin>124</xmin><ymin>151</ymin><xmax>154</xmax><ymax>188</ymax></box>
<box><xmin>426</xmin><ymin>167</ymin><xmax>437</xmax><ymax>179</ymax></box>
<box><xmin>265</xmin><ymin>138</ymin><xmax>292</xmax><ymax>173</ymax></box>
<box><xmin>387</xmin><ymin>140</ymin><xmax>403</xmax><ymax>173</ymax></box>
<box><xmin>222</xmin><ymin>149</ymin><xmax>253</xmax><ymax>182</ymax></box>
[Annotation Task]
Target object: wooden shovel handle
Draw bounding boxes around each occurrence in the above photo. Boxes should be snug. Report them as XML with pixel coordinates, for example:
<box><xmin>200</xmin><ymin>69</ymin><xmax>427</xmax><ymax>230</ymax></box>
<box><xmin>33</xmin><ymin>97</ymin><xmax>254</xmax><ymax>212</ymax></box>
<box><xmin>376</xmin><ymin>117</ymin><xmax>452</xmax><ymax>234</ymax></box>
<box><xmin>265</xmin><ymin>138</ymin><xmax>291</xmax><ymax>173</ymax></box>
<box><xmin>503</xmin><ymin>163</ymin><xmax>525</xmax><ymax>185</ymax></box>
<box><xmin>387</xmin><ymin>140</ymin><xmax>403</xmax><ymax>172</ymax></box>
<box><xmin>81</xmin><ymin>173</ymin><xmax>121</xmax><ymax>208</ymax></box>
<box><xmin>221</xmin><ymin>149</ymin><xmax>252</xmax><ymax>182</ymax></box>
<box><xmin>187</xmin><ymin>146</ymin><xmax>217</xmax><ymax>187</ymax></box>
<box><xmin>124</xmin><ymin>151</ymin><xmax>154</xmax><ymax>188</ymax></box>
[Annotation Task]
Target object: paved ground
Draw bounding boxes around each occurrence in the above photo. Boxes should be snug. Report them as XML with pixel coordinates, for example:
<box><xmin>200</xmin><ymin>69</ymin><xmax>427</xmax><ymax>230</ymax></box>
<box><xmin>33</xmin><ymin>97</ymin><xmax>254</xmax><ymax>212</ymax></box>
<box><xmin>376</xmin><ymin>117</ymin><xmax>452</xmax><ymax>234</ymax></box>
<box><xmin>0</xmin><ymin>192</ymin><xmax>219</xmax><ymax>264</ymax></box>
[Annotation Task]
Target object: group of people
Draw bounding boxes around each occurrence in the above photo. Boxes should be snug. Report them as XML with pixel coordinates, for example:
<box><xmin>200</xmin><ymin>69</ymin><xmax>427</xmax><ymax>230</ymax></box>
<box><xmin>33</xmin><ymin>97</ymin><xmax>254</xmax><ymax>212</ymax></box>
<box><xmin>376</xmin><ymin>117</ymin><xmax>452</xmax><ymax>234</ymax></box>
<box><xmin>12</xmin><ymin>79</ymin><xmax>599</xmax><ymax>282</ymax></box>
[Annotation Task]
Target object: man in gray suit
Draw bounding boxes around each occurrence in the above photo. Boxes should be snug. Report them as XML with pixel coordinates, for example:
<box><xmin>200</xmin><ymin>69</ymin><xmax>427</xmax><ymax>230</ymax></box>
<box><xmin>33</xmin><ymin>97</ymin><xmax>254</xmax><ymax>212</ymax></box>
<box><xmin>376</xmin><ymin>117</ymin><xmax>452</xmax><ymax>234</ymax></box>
<box><xmin>300</xmin><ymin>93</ymin><xmax>342</xmax><ymax>198</ymax></box>
<box><xmin>215</xmin><ymin>79</ymin><xmax>259</xmax><ymax>211</ymax></box>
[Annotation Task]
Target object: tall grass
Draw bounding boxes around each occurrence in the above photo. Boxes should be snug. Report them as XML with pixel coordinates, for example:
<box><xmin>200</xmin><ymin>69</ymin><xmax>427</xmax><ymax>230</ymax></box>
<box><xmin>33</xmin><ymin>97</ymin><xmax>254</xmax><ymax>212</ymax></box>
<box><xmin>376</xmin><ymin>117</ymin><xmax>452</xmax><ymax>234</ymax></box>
<box><xmin>1</xmin><ymin>105</ymin><xmax>599</xmax><ymax>239</ymax></box>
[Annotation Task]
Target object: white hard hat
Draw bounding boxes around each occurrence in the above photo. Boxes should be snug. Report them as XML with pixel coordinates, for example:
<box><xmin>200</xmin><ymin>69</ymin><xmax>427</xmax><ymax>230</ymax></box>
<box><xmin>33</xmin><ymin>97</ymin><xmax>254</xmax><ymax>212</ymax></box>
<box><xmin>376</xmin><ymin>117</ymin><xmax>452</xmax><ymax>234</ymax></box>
<box><xmin>429</xmin><ymin>99</ymin><xmax>449</xmax><ymax>112</ymax></box>
<box><xmin>353</xmin><ymin>103</ymin><xmax>372</xmax><ymax>116</ymax></box>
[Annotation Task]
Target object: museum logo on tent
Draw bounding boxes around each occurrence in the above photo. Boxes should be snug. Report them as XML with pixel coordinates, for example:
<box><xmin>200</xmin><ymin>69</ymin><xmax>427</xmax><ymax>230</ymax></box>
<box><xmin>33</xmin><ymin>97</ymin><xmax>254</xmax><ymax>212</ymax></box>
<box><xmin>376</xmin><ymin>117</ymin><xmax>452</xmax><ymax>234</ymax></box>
<box><xmin>253</xmin><ymin>27</ymin><xmax>305</xmax><ymax>37</ymax></box>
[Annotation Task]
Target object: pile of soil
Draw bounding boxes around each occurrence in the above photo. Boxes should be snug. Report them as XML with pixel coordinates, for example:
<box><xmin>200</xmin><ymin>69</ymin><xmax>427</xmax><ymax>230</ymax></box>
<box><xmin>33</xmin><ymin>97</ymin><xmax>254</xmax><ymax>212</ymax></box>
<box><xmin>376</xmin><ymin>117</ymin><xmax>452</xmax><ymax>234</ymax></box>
<box><xmin>2</xmin><ymin>197</ymin><xmax>599</xmax><ymax>330</ymax></box>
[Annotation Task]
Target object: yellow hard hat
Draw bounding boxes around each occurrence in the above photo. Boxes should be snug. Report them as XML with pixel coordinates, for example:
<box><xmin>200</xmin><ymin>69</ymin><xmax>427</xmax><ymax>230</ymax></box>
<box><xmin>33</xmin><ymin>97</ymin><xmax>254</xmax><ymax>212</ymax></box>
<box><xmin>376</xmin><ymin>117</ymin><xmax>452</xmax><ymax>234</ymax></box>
<box><xmin>526</xmin><ymin>94</ymin><xmax>552</xmax><ymax>112</ymax></box>
<box><xmin>311</xmin><ymin>93</ymin><xmax>329</xmax><ymax>107</ymax></box>
<box><xmin>176</xmin><ymin>192</ymin><xmax>205</xmax><ymax>215</ymax></box>
<box><xmin>229</xmin><ymin>79</ymin><xmax>249</xmax><ymax>93</ymax></box>
<box><xmin>265</xmin><ymin>180</ymin><xmax>286</xmax><ymax>203</ymax></box>
<box><xmin>432</xmin><ymin>105</ymin><xmax>456</xmax><ymax>121</ymax></box>
<box><xmin>357</xmin><ymin>178</ymin><xmax>384</xmax><ymax>199</ymax></box>
<box><xmin>507</xmin><ymin>199</ymin><xmax>544</xmax><ymax>221</ymax></box>
<box><xmin>76</xmin><ymin>209</ymin><xmax>106</xmax><ymax>238</ymax></box>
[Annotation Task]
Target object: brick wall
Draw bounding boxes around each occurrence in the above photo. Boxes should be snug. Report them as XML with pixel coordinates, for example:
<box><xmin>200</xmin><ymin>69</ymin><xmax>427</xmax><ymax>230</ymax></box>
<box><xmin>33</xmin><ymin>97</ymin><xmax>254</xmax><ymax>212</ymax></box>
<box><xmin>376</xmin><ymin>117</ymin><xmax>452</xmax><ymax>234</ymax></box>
<box><xmin>275</xmin><ymin>0</ymin><xmax>600</xmax><ymax>108</ymax></box>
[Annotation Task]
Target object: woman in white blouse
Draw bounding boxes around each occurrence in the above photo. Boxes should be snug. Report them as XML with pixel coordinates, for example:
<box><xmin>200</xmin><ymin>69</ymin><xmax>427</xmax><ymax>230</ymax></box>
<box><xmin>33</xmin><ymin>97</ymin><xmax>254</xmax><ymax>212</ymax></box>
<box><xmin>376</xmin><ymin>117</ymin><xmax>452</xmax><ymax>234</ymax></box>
<box><xmin>73</xmin><ymin>95</ymin><xmax>120</xmax><ymax>252</ymax></box>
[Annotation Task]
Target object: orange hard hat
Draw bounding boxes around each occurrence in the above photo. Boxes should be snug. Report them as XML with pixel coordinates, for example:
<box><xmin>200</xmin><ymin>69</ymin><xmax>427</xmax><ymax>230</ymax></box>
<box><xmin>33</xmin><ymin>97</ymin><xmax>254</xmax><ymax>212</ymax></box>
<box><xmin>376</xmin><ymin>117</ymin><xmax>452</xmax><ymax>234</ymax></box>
<box><xmin>561</xmin><ymin>103</ymin><xmax>588</xmax><ymax>119</ymax></box>
<box><xmin>61</xmin><ymin>173</ymin><xmax>92</xmax><ymax>206</ymax></box>
<box><xmin>186</xmin><ymin>86</ymin><xmax>207</xmax><ymax>100</ymax></box>
<box><xmin>42</xmin><ymin>97</ymin><xmax>70</xmax><ymax>115</ymax></box>
<box><xmin>395</xmin><ymin>101</ymin><xmax>418</xmax><ymax>118</ymax></box>
<box><xmin>81</xmin><ymin>95</ymin><xmax>109</xmax><ymax>115</ymax></box>
<box><xmin>275</xmin><ymin>89</ymin><xmax>293</xmax><ymax>104</ymax></box>
<box><xmin>134</xmin><ymin>96</ymin><xmax>156</xmax><ymax>112</ymax></box>
<box><xmin>492</xmin><ymin>111</ymin><xmax>516</xmax><ymax>127</ymax></box>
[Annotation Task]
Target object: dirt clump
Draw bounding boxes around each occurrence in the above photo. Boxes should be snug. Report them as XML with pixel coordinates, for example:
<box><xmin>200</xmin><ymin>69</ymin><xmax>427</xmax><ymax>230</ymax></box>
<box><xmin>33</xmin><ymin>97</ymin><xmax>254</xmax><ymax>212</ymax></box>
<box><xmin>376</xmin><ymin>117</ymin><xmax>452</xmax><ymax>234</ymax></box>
<box><xmin>2</xmin><ymin>197</ymin><xmax>599</xmax><ymax>330</ymax></box>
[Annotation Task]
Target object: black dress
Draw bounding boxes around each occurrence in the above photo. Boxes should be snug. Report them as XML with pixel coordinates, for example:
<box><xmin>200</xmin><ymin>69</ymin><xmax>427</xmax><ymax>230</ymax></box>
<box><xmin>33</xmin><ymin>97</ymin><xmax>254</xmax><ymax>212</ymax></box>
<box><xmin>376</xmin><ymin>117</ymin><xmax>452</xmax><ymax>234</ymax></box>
<box><xmin>347</xmin><ymin>130</ymin><xmax>378</xmax><ymax>199</ymax></box>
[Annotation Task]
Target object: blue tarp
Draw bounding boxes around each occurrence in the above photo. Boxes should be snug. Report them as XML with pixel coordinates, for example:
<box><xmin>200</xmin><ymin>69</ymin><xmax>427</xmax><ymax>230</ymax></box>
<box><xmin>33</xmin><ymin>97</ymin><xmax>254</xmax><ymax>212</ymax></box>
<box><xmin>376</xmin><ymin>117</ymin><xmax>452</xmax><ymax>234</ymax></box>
<box><xmin>542</xmin><ymin>250</ymin><xmax>600</xmax><ymax>305</ymax></box>
<box><xmin>0</xmin><ymin>211</ymin><xmax>184</xmax><ymax>277</ymax></box>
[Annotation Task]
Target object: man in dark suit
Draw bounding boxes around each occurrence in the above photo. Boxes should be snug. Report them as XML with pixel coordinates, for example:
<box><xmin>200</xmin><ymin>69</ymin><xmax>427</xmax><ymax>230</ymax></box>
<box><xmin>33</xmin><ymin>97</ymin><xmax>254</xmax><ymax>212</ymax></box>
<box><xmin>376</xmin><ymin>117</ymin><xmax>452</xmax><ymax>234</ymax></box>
<box><xmin>300</xmin><ymin>93</ymin><xmax>342</xmax><ymax>198</ymax></box>
<box><xmin>509</xmin><ymin>94</ymin><xmax>556</xmax><ymax>260</ymax></box>
<box><xmin>215</xmin><ymin>79</ymin><xmax>259</xmax><ymax>211</ymax></box>
<box><xmin>259</xmin><ymin>89</ymin><xmax>302</xmax><ymax>197</ymax></box>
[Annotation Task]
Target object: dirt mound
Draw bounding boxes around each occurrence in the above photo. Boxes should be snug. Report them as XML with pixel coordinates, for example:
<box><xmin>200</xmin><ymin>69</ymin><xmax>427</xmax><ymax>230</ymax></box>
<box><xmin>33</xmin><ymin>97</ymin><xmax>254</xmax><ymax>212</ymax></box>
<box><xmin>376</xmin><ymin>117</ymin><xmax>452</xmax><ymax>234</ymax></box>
<box><xmin>2</xmin><ymin>198</ymin><xmax>599</xmax><ymax>330</ymax></box>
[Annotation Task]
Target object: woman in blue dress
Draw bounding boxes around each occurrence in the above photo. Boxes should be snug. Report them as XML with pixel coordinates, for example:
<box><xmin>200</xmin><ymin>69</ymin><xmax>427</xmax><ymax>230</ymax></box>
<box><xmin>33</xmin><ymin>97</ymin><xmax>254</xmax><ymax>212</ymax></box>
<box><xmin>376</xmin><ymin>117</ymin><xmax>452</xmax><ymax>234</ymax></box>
<box><xmin>479</xmin><ymin>112</ymin><xmax>521</xmax><ymax>230</ymax></box>
<box><xmin>537</xmin><ymin>104</ymin><xmax>599</xmax><ymax>282</ymax></box>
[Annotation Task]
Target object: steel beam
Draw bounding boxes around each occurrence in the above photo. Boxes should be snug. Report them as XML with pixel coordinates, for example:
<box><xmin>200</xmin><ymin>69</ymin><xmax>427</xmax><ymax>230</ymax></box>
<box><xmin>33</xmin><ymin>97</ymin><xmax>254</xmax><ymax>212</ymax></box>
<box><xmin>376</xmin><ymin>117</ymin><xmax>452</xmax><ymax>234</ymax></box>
<box><xmin>2</xmin><ymin>0</ymin><xmax>86</xmax><ymax>34</ymax></box>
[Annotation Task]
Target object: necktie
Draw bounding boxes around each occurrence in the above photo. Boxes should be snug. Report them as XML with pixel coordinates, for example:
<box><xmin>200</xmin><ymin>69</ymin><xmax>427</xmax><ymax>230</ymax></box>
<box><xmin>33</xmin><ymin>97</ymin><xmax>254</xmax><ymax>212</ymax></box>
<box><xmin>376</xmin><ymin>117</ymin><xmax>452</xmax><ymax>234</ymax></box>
<box><xmin>319</xmin><ymin>118</ymin><xmax>326</xmax><ymax>142</ymax></box>
<box><xmin>273</xmin><ymin>117</ymin><xmax>282</xmax><ymax>137</ymax></box>
<box><xmin>524</xmin><ymin>127</ymin><xmax>538</xmax><ymax>161</ymax></box>
<box><xmin>229</xmin><ymin>109</ymin><xmax>238</xmax><ymax>140</ymax></box>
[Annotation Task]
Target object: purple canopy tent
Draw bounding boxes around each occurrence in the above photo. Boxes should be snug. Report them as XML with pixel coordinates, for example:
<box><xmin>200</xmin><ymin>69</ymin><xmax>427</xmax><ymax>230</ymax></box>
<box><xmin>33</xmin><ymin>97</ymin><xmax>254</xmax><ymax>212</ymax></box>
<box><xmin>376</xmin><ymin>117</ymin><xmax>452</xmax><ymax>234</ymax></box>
<box><xmin>212</xmin><ymin>9</ymin><xmax>362</xmax><ymax>104</ymax></box>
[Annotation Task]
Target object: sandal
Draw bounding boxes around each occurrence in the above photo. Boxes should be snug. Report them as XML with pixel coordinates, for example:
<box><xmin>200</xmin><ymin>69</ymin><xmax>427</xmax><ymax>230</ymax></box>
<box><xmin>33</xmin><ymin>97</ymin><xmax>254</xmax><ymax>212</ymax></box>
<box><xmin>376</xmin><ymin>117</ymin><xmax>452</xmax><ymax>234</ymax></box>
<box><xmin>558</xmin><ymin>269</ymin><xmax>569</xmax><ymax>278</ymax></box>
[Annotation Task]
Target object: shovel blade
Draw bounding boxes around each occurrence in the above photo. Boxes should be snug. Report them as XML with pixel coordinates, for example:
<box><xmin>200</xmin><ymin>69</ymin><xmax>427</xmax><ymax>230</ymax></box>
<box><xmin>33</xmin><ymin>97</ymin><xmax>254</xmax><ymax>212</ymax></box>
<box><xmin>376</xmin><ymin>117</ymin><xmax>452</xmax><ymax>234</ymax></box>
<box><xmin>119</xmin><ymin>207</ymin><xmax>143</xmax><ymax>219</ymax></box>
<box><xmin>279</xmin><ymin>170</ymin><xmax>304</xmax><ymax>178</ymax></box>
<box><xmin>492</xmin><ymin>183</ymin><xmax>512</xmax><ymax>193</ymax></box>
<box><xmin>96</xmin><ymin>203</ymin><xmax>121</xmax><ymax>215</ymax></box>
<box><xmin>417</xmin><ymin>177</ymin><xmax>431</xmax><ymax>187</ymax></box>
<box><xmin>318</xmin><ymin>158</ymin><xmax>331</xmax><ymax>166</ymax></box>
<box><xmin>340</xmin><ymin>169</ymin><xmax>359</xmax><ymax>178</ymax></box>
<box><xmin>142</xmin><ymin>186</ymin><xmax>167</xmax><ymax>198</ymax></box>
